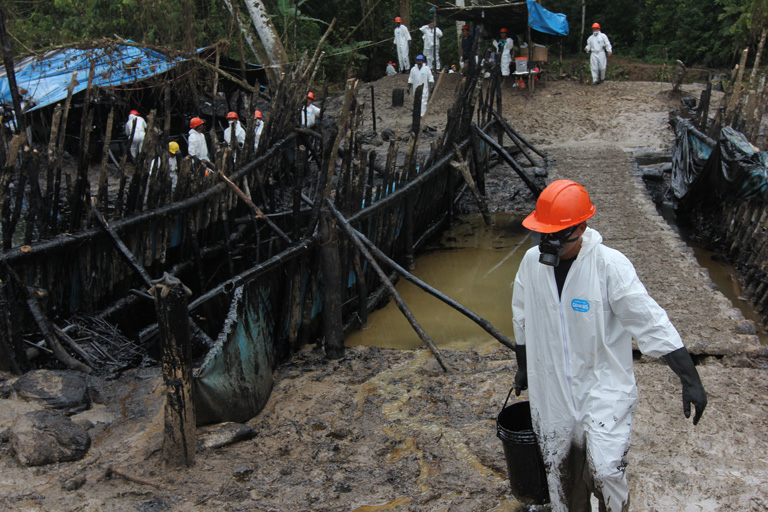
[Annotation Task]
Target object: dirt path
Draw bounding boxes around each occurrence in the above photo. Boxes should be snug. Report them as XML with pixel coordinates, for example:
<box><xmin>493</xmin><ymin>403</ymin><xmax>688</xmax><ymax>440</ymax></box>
<box><xmin>2</xmin><ymin>78</ymin><xmax>767</xmax><ymax>512</ymax></box>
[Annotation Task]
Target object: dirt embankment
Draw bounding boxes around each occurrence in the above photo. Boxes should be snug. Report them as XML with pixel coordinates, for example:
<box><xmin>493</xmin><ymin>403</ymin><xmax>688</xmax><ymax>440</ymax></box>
<box><xmin>2</xmin><ymin>76</ymin><xmax>767</xmax><ymax>512</ymax></box>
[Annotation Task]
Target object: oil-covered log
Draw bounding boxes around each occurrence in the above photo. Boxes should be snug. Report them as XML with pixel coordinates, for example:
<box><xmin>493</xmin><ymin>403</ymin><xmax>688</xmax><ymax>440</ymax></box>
<box><xmin>149</xmin><ymin>274</ymin><xmax>196</xmax><ymax>469</ymax></box>
<box><xmin>319</xmin><ymin>210</ymin><xmax>344</xmax><ymax>359</ymax></box>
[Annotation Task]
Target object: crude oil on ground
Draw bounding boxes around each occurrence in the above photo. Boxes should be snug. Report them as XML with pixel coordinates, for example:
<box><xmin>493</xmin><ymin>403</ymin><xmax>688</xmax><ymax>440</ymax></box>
<box><xmin>2</xmin><ymin>73</ymin><xmax>768</xmax><ymax>512</ymax></box>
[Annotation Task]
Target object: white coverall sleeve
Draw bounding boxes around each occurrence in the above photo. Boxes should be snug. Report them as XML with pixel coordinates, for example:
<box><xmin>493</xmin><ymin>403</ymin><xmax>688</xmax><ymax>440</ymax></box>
<box><xmin>511</xmin><ymin>268</ymin><xmax>527</xmax><ymax>347</ymax></box>
<box><xmin>405</xmin><ymin>26</ymin><xmax>411</xmax><ymax>42</ymax></box>
<box><xmin>602</xmin><ymin>34</ymin><xmax>612</xmax><ymax>54</ymax></box>
<box><xmin>606</xmin><ymin>250</ymin><xmax>683</xmax><ymax>357</ymax></box>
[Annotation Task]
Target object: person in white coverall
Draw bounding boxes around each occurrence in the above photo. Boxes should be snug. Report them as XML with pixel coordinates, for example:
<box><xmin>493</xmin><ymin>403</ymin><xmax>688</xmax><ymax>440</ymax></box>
<box><xmin>301</xmin><ymin>92</ymin><xmax>321</xmax><ymax>128</ymax></box>
<box><xmin>253</xmin><ymin>110</ymin><xmax>264</xmax><ymax>152</ymax></box>
<box><xmin>492</xmin><ymin>28</ymin><xmax>513</xmax><ymax>77</ymax></box>
<box><xmin>585</xmin><ymin>22</ymin><xmax>612</xmax><ymax>84</ymax></box>
<box><xmin>419</xmin><ymin>23</ymin><xmax>442</xmax><ymax>70</ymax></box>
<box><xmin>187</xmin><ymin>116</ymin><xmax>213</xmax><ymax>174</ymax></box>
<box><xmin>393</xmin><ymin>17</ymin><xmax>411</xmax><ymax>73</ymax></box>
<box><xmin>512</xmin><ymin>180</ymin><xmax>707</xmax><ymax>512</ymax></box>
<box><xmin>223</xmin><ymin>111</ymin><xmax>246</xmax><ymax>149</ymax></box>
<box><xmin>407</xmin><ymin>55</ymin><xmax>434</xmax><ymax>117</ymax></box>
<box><xmin>124</xmin><ymin>110</ymin><xmax>147</xmax><ymax>159</ymax></box>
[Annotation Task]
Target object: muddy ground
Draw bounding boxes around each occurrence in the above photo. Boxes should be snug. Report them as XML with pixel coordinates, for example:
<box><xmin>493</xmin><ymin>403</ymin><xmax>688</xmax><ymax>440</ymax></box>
<box><xmin>2</xmin><ymin>72</ymin><xmax>768</xmax><ymax>512</ymax></box>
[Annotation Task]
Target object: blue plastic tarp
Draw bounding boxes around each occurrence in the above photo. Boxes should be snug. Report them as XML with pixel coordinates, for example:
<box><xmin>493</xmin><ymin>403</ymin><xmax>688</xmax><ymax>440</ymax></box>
<box><xmin>527</xmin><ymin>0</ymin><xmax>569</xmax><ymax>36</ymax></box>
<box><xmin>0</xmin><ymin>43</ymin><xmax>188</xmax><ymax>113</ymax></box>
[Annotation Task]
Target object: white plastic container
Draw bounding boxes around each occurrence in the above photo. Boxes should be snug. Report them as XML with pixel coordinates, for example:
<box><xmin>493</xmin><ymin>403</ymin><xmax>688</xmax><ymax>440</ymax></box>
<box><xmin>515</xmin><ymin>57</ymin><xmax>528</xmax><ymax>73</ymax></box>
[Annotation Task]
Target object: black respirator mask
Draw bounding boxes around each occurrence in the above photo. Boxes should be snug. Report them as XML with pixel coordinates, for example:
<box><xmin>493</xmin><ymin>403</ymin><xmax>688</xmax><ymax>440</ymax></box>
<box><xmin>538</xmin><ymin>225</ymin><xmax>581</xmax><ymax>266</ymax></box>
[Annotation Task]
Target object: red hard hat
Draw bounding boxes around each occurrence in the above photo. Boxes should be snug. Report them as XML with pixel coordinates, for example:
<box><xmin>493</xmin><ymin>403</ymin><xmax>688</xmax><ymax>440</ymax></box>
<box><xmin>307</xmin><ymin>91</ymin><xmax>315</xmax><ymax>100</ymax></box>
<box><xmin>129</xmin><ymin>110</ymin><xmax>140</xmax><ymax>116</ymax></box>
<box><xmin>500</xmin><ymin>28</ymin><xmax>508</xmax><ymax>33</ymax></box>
<box><xmin>592</xmin><ymin>23</ymin><xmax>600</xmax><ymax>30</ymax></box>
<box><xmin>395</xmin><ymin>16</ymin><xmax>402</xmax><ymax>23</ymax></box>
<box><xmin>190</xmin><ymin>117</ymin><xmax>205</xmax><ymax>129</ymax></box>
<box><xmin>462</xmin><ymin>25</ymin><xmax>470</xmax><ymax>31</ymax></box>
<box><xmin>523</xmin><ymin>180</ymin><xmax>596</xmax><ymax>233</ymax></box>
<box><xmin>254</xmin><ymin>110</ymin><xmax>263</xmax><ymax>119</ymax></box>
<box><xmin>226</xmin><ymin>111</ymin><xmax>239</xmax><ymax>120</ymax></box>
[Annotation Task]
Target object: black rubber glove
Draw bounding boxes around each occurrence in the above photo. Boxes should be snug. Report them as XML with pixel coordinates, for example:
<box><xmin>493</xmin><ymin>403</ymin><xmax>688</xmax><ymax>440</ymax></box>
<box><xmin>662</xmin><ymin>347</ymin><xmax>707</xmax><ymax>425</ymax></box>
<box><xmin>514</xmin><ymin>345</ymin><xmax>528</xmax><ymax>396</ymax></box>
<box><xmin>406</xmin><ymin>85</ymin><xmax>411</xmax><ymax>94</ymax></box>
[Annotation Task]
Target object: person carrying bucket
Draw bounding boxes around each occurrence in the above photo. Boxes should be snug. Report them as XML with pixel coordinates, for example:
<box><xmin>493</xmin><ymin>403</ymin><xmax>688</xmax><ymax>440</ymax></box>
<box><xmin>511</xmin><ymin>180</ymin><xmax>707</xmax><ymax>511</ymax></box>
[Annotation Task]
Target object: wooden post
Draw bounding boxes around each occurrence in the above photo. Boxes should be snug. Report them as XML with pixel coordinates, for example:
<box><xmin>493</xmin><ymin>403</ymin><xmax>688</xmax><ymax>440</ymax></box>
<box><xmin>319</xmin><ymin>209</ymin><xmax>344</xmax><ymax>359</ymax></box>
<box><xmin>0</xmin><ymin>277</ymin><xmax>27</xmax><ymax>374</ymax></box>
<box><xmin>370</xmin><ymin>86</ymin><xmax>377</xmax><ymax>133</ymax></box>
<box><xmin>411</xmin><ymin>84</ymin><xmax>423</xmax><ymax>134</ymax></box>
<box><xmin>404</xmin><ymin>194</ymin><xmax>415</xmax><ymax>270</ymax></box>
<box><xmin>149</xmin><ymin>275</ymin><xmax>196</xmax><ymax>469</ymax></box>
<box><xmin>0</xmin><ymin>5</ymin><xmax>26</xmax><ymax>136</ymax></box>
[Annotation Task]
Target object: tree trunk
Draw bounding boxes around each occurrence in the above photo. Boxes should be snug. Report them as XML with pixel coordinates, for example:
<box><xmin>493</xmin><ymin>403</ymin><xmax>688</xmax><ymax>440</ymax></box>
<box><xmin>243</xmin><ymin>0</ymin><xmax>288</xmax><ymax>83</ymax></box>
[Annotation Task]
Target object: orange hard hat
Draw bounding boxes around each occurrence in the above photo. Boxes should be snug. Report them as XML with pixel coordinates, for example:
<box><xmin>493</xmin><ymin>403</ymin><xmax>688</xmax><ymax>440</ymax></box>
<box><xmin>190</xmin><ymin>117</ymin><xmax>205</xmax><ymax>129</ymax></box>
<box><xmin>462</xmin><ymin>25</ymin><xmax>470</xmax><ymax>31</ymax></box>
<box><xmin>226</xmin><ymin>111</ymin><xmax>239</xmax><ymax>120</ymax></box>
<box><xmin>395</xmin><ymin>16</ymin><xmax>402</xmax><ymax>23</ymax></box>
<box><xmin>307</xmin><ymin>91</ymin><xmax>315</xmax><ymax>100</ymax></box>
<box><xmin>500</xmin><ymin>28</ymin><xmax>508</xmax><ymax>33</ymax></box>
<box><xmin>129</xmin><ymin>110</ymin><xmax>140</xmax><ymax>116</ymax></box>
<box><xmin>522</xmin><ymin>180</ymin><xmax>596</xmax><ymax>233</ymax></box>
<box><xmin>592</xmin><ymin>23</ymin><xmax>600</xmax><ymax>30</ymax></box>
<box><xmin>254</xmin><ymin>110</ymin><xmax>263</xmax><ymax>119</ymax></box>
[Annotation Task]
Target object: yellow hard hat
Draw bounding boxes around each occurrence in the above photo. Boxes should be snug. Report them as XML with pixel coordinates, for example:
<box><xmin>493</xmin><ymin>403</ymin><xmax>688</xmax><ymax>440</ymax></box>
<box><xmin>169</xmin><ymin>141</ymin><xmax>180</xmax><ymax>154</ymax></box>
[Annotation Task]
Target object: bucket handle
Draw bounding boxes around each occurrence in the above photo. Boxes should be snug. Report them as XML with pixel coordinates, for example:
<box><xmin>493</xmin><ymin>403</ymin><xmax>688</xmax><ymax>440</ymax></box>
<box><xmin>501</xmin><ymin>384</ymin><xmax>516</xmax><ymax>412</ymax></box>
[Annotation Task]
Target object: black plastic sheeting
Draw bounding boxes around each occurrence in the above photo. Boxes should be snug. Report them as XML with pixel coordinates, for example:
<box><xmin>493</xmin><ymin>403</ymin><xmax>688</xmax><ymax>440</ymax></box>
<box><xmin>672</xmin><ymin>118</ymin><xmax>768</xmax><ymax>214</ymax></box>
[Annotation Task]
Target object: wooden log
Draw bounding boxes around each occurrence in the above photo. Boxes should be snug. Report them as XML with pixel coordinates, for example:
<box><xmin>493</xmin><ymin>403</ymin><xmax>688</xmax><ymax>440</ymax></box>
<box><xmin>217</xmin><ymin>170</ymin><xmax>292</xmax><ymax>244</ymax></box>
<box><xmin>489</xmin><ymin>109</ymin><xmax>546</xmax><ymax>161</ymax></box>
<box><xmin>97</xmin><ymin>108</ymin><xmax>115</xmax><ymax>209</ymax></box>
<box><xmin>474</xmin><ymin>125</ymin><xmax>541</xmax><ymax>197</ymax></box>
<box><xmin>326</xmin><ymin>198</ymin><xmax>449</xmax><ymax>371</ymax></box>
<box><xmin>149</xmin><ymin>275</ymin><xmax>196</xmax><ymax>469</ymax></box>
<box><xmin>5</xmin><ymin>265</ymin><xmax>92</xmax><ymax>374</ymax></box>
<box><xmin>451</xmin><ymin>143</ymin><xmax>491</xmax><ymax>225</ymax></box>
<box><xmin>0</xmin><ymin>278</ymin><xmax>28</xmax><ymax>373</ymax></box>
<box><xmin>694</xmin><ymin>81</ymin><xmax>712</xmax><ymax>132</ymax></box>
<box><xmin>319</xmin><ymin>210</ymin><xmax>344</xmax><ymax>359</ymax></box>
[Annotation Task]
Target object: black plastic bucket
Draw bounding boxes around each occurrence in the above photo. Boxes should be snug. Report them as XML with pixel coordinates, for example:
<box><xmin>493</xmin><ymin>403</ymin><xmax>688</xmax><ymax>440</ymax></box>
<box><xmin>496</xmin><ymin>394</ymin><xmax>550</xmax><ymax>505</ymax></box>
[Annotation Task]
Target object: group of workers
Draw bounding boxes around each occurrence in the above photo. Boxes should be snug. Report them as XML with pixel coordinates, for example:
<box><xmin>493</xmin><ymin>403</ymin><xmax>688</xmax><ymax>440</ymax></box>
<box><xmin>392</xmin><ymin>18</ymin><xmax>613</xmax><ymax>85</ymax></box>
<box><xmin>393</xmin><ymin>17</ymin><xmax>443</xmax><ymax>73</ymax></box>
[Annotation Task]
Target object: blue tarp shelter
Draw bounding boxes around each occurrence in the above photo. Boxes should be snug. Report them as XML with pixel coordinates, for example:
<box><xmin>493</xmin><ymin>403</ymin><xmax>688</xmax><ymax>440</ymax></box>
<box><xmin>526</xmin><ymin>0</ymin><xmax>568</xmax><ymax>36</ymax></box>
<box><xmin>436</xmin><ymin>0</ymin><xmax>568</xmax><ymax>37</ymax></box>
<box><xmin>0</xmin><ymin>43</ymin><xmax>189</xmax><ymax>113</ymax></box>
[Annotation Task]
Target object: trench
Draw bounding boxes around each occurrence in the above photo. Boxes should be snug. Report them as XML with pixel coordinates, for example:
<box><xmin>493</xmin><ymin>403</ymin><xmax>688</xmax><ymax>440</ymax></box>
<box><xmin>636</xmin><ymin>148</ymin><xmax>767</xmax><ymax>342</ymax></box>
<box><xmin>346</xmin><ymin>212</ymin><xmax>529</xmax><ymax>350</ymax></box>
<box><xmin>652</xmin><ymin>189</ymin><xmax>768</xmax><ymax>342</ymax></box>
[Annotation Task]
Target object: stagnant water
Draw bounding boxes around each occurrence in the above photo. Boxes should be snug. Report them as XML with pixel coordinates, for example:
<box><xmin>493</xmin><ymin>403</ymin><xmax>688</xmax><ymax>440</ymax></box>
<box><xmin>346</xmin><ymin>213</ymin><xmax>529</xmax><ymax>350</ymax></box>
<box><xmin>348</xmin><ymin>209</ymin><xmax>766</xmax><ymax>350</ymax></box>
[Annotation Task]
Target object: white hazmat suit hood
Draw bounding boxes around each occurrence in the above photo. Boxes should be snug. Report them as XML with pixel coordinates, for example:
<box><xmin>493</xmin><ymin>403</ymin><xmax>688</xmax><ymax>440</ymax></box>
<box><xmin>512</xmin><ymin>226</ymin><xmax>683</xmax><ymax>511</ymax></box>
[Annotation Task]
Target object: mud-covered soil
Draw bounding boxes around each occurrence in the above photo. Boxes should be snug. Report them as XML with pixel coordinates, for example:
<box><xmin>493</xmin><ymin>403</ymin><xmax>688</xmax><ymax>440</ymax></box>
<box><xmin>2</xmin><ymin>75</ymin><xmax>768</xmax><ymax>512</ymax></box>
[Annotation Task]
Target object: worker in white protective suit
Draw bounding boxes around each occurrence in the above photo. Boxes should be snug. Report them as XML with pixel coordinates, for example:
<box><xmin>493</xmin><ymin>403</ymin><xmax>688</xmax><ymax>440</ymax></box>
<box><xmin>419</xmin><ymin>22</ymin><xmax>442</xmax><ymax>71</ymax></box>
<box><xmin>124</xmin><ymin>110</ymin><xmax>147</xmax><ymax>160</ymax></box>
<box><xmin>492</xmin><ymin>28</ymin><xmax>513</xmax><ymax>77</ymax></box>
<box><xmin>585</xmin><ymin>22</ymin><xmax>612</xmax><ymax>85</ymax></box>
<box><xmin>187</xmin><ymin>116</ymin><xmax>214</xmax><ymax>174</ymax></box>
<box><xmin>511</xmin><ymin>180</ymin><xmax>707</xmax><ymax>512</ymax></box>
<box><xmin>407</xmin><ymin>55</ymin><xmax>434</xmax><ymax>118</ymax></box>
<box><xmin>393</xmin><ymin>17</ymin><xmax>411</xmax><ymax>73</ymax></box>
<box><xmin>300</xmin><ymin>92</ymin><xmax>321</xmax><ymax>128</ymax></box>
<box><xmin>253</xmin><ymin>110</ymin><xmax>264</xmax><ymax>152</ymax></box>
<box><xmin>223</xmin><ymin>111</ymin><xmax>246</xmax><ymax>149</ymax></box>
